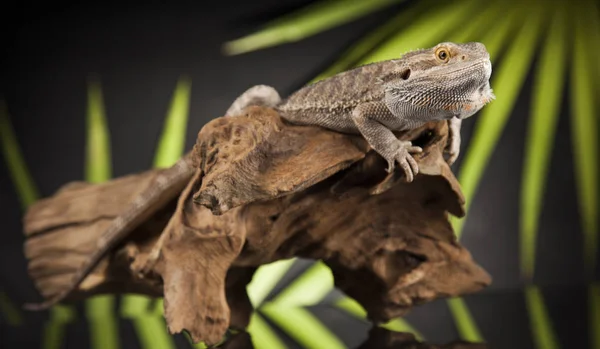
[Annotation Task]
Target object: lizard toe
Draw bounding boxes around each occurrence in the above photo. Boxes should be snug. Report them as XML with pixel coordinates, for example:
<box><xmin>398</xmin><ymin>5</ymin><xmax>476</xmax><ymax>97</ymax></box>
<box><xmin>385</xmin><ymin>159</ymin><xmax>396</xmax><ymax>174</ymax></box>
<box><xmin>446</xmin><ymin>151</ymin><xmax>459</xmax><ymax>165</ymax></box>
<box><xmin>407</xmin><ymin>154</ymin><xmax>419</xmax><ymax>177</ymax></box>
<box><xmin>407</xmin><ymin>145</ymin><xmax>423</xmax><ymax>153</ymax></box>
<box><xmin>397</xmin><ymin>157</ymin><xmax>414</xmax><ymax>183</ymax></box>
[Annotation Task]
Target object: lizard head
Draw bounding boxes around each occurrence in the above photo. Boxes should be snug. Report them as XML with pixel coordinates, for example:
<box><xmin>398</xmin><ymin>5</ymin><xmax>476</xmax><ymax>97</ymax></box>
<box><xmin>384</xmin><ymin>41</ymin><xmax>495</xmax><ymax>120</ymax></box>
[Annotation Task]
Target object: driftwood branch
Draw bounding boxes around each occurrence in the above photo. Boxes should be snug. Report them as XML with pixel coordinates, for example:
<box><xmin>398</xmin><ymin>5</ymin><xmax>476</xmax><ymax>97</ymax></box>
<box><xmin>23</xmin><ymin>106</ymin><xmax>491</xmax><ymax>345</ymax></box>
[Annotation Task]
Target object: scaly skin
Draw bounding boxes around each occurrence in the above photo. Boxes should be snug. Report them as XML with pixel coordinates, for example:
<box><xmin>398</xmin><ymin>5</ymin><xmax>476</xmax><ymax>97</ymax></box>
<box><xmin>227</xmin><ymin>42</ymin><xmax>495</xmax><ymax>180</ymax></box>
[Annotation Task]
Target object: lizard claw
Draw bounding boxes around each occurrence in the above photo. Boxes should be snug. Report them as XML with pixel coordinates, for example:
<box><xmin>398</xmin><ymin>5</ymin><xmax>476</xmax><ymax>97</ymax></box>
<box><xmin>444</xmin><ymin>131</ymin><xmax>460</xmax><ymax>165</ymax></box>
<box><xmin>445</xmin><ymin>118</ymin><xmax>461</xmax><ymax>166</ymax></box>
<box><xmin>445</xmin><ymin>148</ymin><xmax>459</xmax><ymax>166</ymax></box>
<box><xmin>386</xmin><ymin>141</ymin><xmax>422</xmax><ymax>182</ymax></box>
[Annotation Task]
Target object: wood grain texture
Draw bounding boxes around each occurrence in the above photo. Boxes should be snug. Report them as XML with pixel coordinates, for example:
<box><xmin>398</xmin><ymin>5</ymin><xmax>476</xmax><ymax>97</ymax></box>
<box><xmin>23</xmin><ymin>106</ymin><xmax>490</xmax><ymax>345</ymax></box>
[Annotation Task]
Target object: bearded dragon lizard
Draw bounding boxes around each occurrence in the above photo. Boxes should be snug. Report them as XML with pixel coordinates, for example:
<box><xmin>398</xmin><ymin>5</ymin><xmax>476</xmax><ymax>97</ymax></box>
<box><xmin>24</xmin><ymin>41</ymin><xmax>494</xmax><ymax>311</ymax></box>
<box><xmin>227</xmin><ymin>41</ymin><xmax>495</xmax><ymax>180</ymax></box>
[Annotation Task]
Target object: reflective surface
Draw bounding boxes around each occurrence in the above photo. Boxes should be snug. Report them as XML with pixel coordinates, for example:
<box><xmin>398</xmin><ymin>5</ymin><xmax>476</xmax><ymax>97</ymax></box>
<box><xmin>221</xmin><ymin>328</ymin><xmax>487</xmax><ymax>349</ymax></box>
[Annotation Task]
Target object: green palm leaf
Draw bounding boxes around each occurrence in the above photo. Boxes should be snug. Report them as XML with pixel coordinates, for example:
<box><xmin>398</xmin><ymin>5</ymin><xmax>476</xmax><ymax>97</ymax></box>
<box><xmin>269</xmin><ymin>261</ymin><xmax>333</xmax><ymax>306</ymax></box>
<box><xmin>440</xmin><ymin>1</ymin><xmax>520</xmax><ymax>342</ymax></box>
<box><xmin>153</xmin><ymin>76</ymin><xmax>192</xmax><ymax>168</ymax></box>
<box><xmin>247</xmin><ymin>312</ymin><xmax>287</xmax><ymax>349</ymax></box>
<box><xmin>335</xmin><ymin>296</ymin><xmax>423</xmax><ymax>340</ymax></box>
<box><xmin>520</xmin><ymin>0</ymin><xmax>568</xmax><ymax>281</ymax></box>
<box><xmin>451</xmin><ymin>2</ymin><xmax>545</xmax><ymax>236</ymax></box>
<box><xmin>121</xmin><ymin>76</ymin><xmax>193</xmax><ymax>349</ymax></box>
<box><xmin>517</xmin><ymin>4</ymin><xmax>567</xmax><ymax>349</ymax></box>
<box><xmin>525</xmin><ymin>286</ymin><xmax>559</xmax><ymax>349</ymax></box>
<box><xmin>42</xmin><ymin>306</ymin><xmax>76</xmax><ymax>349</ymax></box>
<box><xmin>84</xmin><ymin>76</ymin><xmax>120</xmax><ymax>349</ymax></box>
<box><xmin>261</xmin><ymin>305</ymin><xmax>346</xmax><ymax>349</ymax></box>
<box><xmin>1</xmin><ymin>101</ymin><xmax>77</xmax><ymax>348</ymax></box>
<box><xmin>223</xmin><ymin>0</ymin><xmax>403</xmax><ymax>55</ymax></box>
<box><xmin>84</xmin><ymin>77</ymin><xmax>112</xmax><ymax>184</ymax></box>
<box><xmin>0</xmin><ymin>292</ymin><xmax>22</xmax><ymax>326</ymax></box>
<box><xmin>571</xmin><ymin>3</ymin><xmax>599</xmax><ymax>349</ymax></box>
<box><xmin>571</xmin><ymin>0</ymin><xmax>598</xmax><ymax>278</ymax></box>
<box><xmin>0</xmin><ymin>101</ymin><xmax>39</xmax><ymax>209</ymax></box>
<box><xmin>446</xmin><ymin>1</ymin><xmax>546</xmax><ymax>342</ymax></box>
<box><xmin>311</xmin><ymin>0</ymin><xmax>435</xmax><ymax>82</ymax></box>
<box><xmin>248</xmin><ymin>259</ymin><xmax>296</xmax><ymax>307</ymax></box>
<box><xmin>0</xmin><ymin>103</ymin><xmax>29</xmax><ymax>327</ymax></box>
<box><xmin>446</xmin><ymin>298</ymin><xmax>482</xmax><ymax>341</ymax></box>
<box><xmin>357</xmin><ymin>0</ymin><xmax>480</xmax><ymax>65</ymax></box>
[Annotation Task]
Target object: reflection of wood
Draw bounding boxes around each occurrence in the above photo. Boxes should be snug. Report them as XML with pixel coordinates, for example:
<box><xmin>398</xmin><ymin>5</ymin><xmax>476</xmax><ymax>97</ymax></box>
<box><xmin>218</xmin><ymin>326</ymin><xmax>489</xmax><ymax>349</ymax></box>
<box><xmin>23</xmin><ymin>106</ymin><xmax>491</xmax><ymax>346</ymax></box>
<box><xmin>356</xmin><ymin>327</ymin><xmax>488</xmax><ymax>349</ymax></box>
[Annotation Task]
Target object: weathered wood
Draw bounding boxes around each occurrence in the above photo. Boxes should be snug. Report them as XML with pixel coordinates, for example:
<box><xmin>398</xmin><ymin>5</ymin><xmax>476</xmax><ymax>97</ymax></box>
<box><xmin>23</xmin><ymin>106</ymin><xmax>490</xmax><ymax>345</ymax></box>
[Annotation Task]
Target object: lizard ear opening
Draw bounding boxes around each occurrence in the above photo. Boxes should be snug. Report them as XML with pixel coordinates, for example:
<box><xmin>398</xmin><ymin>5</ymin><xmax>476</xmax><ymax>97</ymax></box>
<box><xmin>400</xmin><ymin>68</ymin><xmax>411</xmax><ymax>80</ymax></box>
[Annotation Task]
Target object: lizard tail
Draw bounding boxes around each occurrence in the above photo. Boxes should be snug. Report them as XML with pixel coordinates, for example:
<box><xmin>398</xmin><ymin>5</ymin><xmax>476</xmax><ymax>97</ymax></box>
<box><xmin>224</xmin><ymin>85</ymin><xmax>281</xmax><ymax>117</ymax></box>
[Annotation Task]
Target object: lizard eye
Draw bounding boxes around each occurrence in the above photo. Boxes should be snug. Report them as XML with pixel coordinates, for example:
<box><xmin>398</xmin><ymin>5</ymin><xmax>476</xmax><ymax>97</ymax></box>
<box><xmin>435</xmin><ymin>48</ymin><xmax>450</xmax><ymax>63</ymax></box>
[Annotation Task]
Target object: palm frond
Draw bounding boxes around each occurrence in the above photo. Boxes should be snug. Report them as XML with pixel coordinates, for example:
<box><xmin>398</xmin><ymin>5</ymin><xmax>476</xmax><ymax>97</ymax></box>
<box><xmin>335</xmin><ymin>296</ymin><xmax>423</xmax><ymax>339</ymax></box>
<box><xmin>153</xmin><ymin>76</ymin><xmax>192</xmax><ymax>168</ymax></box>
<box><xmin>570</xmin><ymin>0</ymin><xmax>598</xmax><ymax>277</ymax></box>
<box><xmin>42</xmin><ymin>307</ymin><xmax>76</xmax><ymax>349</ymax></box>
<box><xmin>83</xmin><ymin>76</ymin><xmax>120</xmax><ymax>349</ymax></box>
<box><xmin>448</xmin><ymin>0</ymin><xmax>507</xmax><ymax>43</ymax></box>
<box><xmin>120</xmin><ymin>76</ymin><xmax>193</xmax><ymax>349</ymax></box>
<box><xmin>0</xmin><ymin>101</ymin><xmax>39</xmax><ymax>209</ymax></box>
<box><xmin>247</xmin><ymin>312</ymin><xmax>287</xmax><ymax>349</ymax></box>
<box><xmin>311</xmin><ymin>0</ymin><xmax>435</xmax><ymax>82</ymax></box>
<box><xmin>223</xmin><ymin>0</ymin><xmax>402</xmax><ymax>55</ymax></box>
<box><xmin>261</xmin><ymin>305</ymin><xmax>346</xmax><ymax>349</ymax></box>
<box><xmin>571</xmin><ymin>6</ymin><xmax>600</xmax><ymax>349</ymax></box>
<box><xmin>269</xmin><ymin>261</ymin><xmax>333</xmax><ymax>306</ymax></box>
<box><xmin>1</xmin><ymin>100</ymin><xmax>78</xmax><ymax>348</ymax></box>
<box><xmin>0</xmin><ymin>103</ymin><xmax>35</xmax><ymax>326</ymax></box>
<box><xmin>424</xmin><ymin>0</ymin><xmax>516</xmax><ymax>341</ymax></box>
<box><xmin>520</xmin><ymin>2</ymin><xmax>568</xmax><ymax>280</ymax></box>
<box><xmin>357</xmin><ymin>0</ymin><xmax>480</xmax><ymax>65</ymax></box>
<box><xmin>0</xmin><ymin>291</ymin><xmax>22</xmax><ymax>326</ymax></box>
<box><xmin>443</xmin><ymin>1</ymin><xmax>535</xmax><ymax>342</ymax></box>
<box><xmin>84</xmin><ymin>77</ymin><xmax>112</xmax><ymax>184</ymax></box>
<box><xmin>452</xmin><ymin>3</ymin><xmax>546</xmax><ymax>236</ymax></box>
<box><xmin>525</xmin><ymin>286</ymin><xmax>559</xmax><ymax>349</ymax></box>
<box><xmin>581</xmin><ymin>0</ymin><xmax>600</xmax><ymax>106</ymax></box>
<box><xmin>446</xmin><ymin>298</ymin><xmax>482</xmax><ymax>342</ymax></box>
<box><xmin>248</xmin><ymin>259</ymin><xmax>296</xmax><ymax>307</ymax></box>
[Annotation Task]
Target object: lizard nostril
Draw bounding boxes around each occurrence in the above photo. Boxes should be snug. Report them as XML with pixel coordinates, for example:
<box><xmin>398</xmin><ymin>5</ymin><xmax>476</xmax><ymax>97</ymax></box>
<box><xmin>400</xmin><ymin>68</ymin><xmax>411</xmax><ymax>80</ymax></box>
<box><xmin>461</xmin><ymin>55</ymin><xmax>466</xmax><ymax>60</ymax></box>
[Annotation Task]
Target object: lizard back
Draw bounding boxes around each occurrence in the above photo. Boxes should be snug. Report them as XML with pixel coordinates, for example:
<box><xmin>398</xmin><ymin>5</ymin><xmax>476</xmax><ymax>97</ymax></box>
<box><xmin>276</xmin><ymin>59</ymin><xmax>402</xmax><ymax>132</ymax></box>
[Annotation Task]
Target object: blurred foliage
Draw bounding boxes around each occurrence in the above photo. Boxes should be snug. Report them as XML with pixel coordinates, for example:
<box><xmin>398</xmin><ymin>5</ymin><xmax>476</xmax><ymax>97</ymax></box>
<box><xmin>1</xmin><ymin>0</ymin><xmax>598</xmax><ymax>348</ymax></box>
<box><xmin>84</xmin><ymin>77</ymin><xmax>120</xmax><ymax>349</ymax></box>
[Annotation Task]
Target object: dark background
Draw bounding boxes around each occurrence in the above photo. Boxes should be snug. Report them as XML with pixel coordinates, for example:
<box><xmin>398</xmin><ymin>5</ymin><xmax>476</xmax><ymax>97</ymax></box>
<box><xmin>1</xmin><ymin>0</ymin><xmax>596</xmax><ymax>348</ymax></box>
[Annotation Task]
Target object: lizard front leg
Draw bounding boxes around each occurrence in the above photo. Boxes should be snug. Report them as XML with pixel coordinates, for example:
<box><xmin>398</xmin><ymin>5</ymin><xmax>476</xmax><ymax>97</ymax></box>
<box><xmin>351</xmin><ymin>102</ymin><xmax>423</xmax><ymax>182</ymax></box>
<box><xmin>445</xmin><ymin>117</ymin><xmax>462</xmax><ymax>166</ymax></box>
